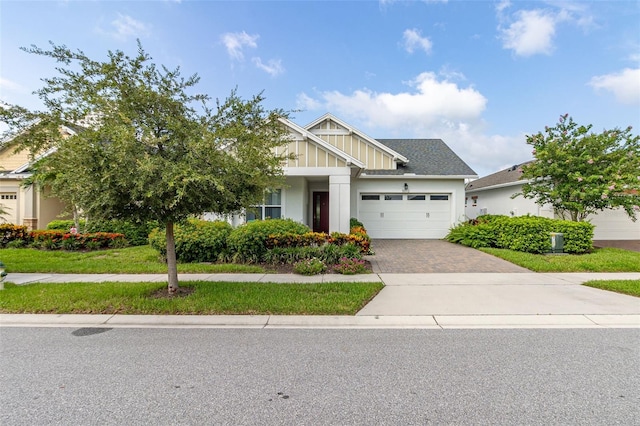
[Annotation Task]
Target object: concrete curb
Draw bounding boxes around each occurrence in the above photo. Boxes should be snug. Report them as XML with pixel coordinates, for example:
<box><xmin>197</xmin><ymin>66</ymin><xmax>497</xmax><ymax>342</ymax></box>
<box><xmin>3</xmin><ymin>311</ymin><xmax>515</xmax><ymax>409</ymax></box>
<box><xmin>1</xmin><ymin>313</ymin><xmax>638</xmax><ymax>329</ymax></box>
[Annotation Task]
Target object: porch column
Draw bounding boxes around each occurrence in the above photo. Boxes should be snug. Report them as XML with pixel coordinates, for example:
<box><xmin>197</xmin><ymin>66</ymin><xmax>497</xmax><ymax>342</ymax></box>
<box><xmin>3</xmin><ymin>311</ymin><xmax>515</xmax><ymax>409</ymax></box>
<box><xmin>22</xmin><ymin>184</ymin><xmax>38</xmax><ymax>231</ymax></box>
<box><xmin>329</xmin><ymin>175</ymin><xmax>351</xmax><ymax>234</ymax></box>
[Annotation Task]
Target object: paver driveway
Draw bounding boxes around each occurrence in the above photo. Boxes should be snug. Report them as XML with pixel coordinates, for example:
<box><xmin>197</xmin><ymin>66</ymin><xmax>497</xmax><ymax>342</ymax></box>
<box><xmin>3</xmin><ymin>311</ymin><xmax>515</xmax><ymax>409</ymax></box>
<box><xmin>366</xmin><ymin>240</ymin><xmax>530</xmax><ymax>273</ymax></box>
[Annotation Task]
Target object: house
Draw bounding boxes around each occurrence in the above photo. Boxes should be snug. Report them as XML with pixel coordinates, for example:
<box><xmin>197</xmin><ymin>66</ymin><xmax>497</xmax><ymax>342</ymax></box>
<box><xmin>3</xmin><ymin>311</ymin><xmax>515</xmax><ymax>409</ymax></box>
<box><xmin>0</xmin><ymin>127</ymin><xmax>74</xmax><ymax>230</ymax></box>
<box><xmin>207</xmin><ymin>113</ymin><xmax>477</xmax><ymax>239</ymax></box>
<box><xmin>2</xmin><ymin>114</ymin><xmax>477</xmax><ymax>238</ymax></box>
<box><xmin>465</xmin><ymin>162</ymin><xmax>640</xmax><ymax>243</ymax></box>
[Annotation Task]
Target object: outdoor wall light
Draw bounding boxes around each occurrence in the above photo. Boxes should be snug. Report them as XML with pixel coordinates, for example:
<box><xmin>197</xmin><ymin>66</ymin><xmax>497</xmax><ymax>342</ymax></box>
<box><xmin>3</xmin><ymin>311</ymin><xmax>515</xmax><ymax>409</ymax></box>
<box><xmin>403</xmin><ymin>183</ymin><xmax>409</xmax><ymax>191</ymax></box>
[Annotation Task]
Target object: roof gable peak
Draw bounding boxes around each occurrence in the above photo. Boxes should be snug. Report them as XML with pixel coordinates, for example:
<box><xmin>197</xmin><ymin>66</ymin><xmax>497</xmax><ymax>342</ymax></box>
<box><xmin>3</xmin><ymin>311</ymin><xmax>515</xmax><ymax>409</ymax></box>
<box><xmin>304</xmin><ymin>113</ymin><xmax>409</xmax><ymax>164</ymax></box>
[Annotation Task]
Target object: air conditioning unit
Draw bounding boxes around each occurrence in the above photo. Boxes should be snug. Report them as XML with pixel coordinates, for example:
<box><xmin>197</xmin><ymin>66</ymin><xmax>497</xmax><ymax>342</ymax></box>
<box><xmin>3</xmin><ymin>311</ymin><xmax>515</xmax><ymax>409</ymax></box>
<box><xmin>550</xmin><ymin>233</ymin><xmax>564</xmax><ymax>254</ymax></box>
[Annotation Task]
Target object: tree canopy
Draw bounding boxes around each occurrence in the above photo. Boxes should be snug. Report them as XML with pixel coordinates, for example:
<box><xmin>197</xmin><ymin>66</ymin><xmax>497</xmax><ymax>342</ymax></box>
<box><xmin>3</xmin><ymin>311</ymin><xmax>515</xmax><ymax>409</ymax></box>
<box><xmin>0</xmin><ymin>41</ymin><xmax>292</xmax><ymax>292</ymax></box>
<box><xmin>520</xmin><ymin>114</ymin><xmax>640</xmax><ymax>222</ymax></box>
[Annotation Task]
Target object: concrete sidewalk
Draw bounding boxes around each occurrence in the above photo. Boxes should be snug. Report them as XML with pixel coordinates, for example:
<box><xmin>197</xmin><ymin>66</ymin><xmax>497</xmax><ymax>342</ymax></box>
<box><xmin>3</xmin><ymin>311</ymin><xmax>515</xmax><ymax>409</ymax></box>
<box><xmin>1</xmin><ymin>272</ymin><xmax>639</xmax><ymax>329</ymax></box>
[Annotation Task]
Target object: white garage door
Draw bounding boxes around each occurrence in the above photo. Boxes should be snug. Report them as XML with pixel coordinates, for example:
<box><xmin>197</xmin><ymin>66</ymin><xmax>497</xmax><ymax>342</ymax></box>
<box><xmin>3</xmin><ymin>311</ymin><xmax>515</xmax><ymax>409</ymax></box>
<box><xmin>0</xmin><ymin>193</ymin><xmax>18</xmax><ymax>225</ymax></box>
<box><xmin>358</xmin><ymin>193</ymin><xmax>452</xmax><ymax>239</ymax></box>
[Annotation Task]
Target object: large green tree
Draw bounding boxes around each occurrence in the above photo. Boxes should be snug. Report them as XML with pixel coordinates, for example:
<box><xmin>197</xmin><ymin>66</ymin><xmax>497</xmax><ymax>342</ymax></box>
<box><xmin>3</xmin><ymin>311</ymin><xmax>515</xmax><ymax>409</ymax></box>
<box><xmin>0</xmin><ymin>42</ymin><xmax>292</xmax><ymax>292</ymax></box>
<box><xmin>520</xmin><ymin>114</ymin><xmax>640</xmax><ymax>222</ymax></box>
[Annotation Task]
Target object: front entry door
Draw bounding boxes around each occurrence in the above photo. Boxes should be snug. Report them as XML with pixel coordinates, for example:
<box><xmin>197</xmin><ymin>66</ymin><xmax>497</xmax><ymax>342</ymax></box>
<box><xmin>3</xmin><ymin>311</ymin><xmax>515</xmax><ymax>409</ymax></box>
<box><xmin>313</xmin><ymin>191</ymin><xmax>329</xmax><ymax>233</ymax></box>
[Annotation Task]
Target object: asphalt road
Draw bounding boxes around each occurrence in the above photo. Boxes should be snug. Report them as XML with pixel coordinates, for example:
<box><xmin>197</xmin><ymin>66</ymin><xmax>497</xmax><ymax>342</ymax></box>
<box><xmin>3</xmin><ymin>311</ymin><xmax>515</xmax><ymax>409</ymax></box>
<box><xmin>1</xmin><ymin>328</ymin><xmax>638</xmax><ymax>425</ymax></box>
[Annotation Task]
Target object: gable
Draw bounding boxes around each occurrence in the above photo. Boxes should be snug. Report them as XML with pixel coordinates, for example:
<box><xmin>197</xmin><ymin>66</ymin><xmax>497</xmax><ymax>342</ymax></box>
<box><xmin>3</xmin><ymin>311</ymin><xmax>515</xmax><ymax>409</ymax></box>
<box><xmin>305</xmin><ymin>114</ymin><xmax>407</xmax><ymax>170</ymax></box>
<box><xmin>0</xmin><ymin>145</ymin><xmax>30</xmax><ymax>172</ymax></box>
<box><xmin>276</xmin><ymin>118</ymin><xmax>364</xmax><ymax>169</ymax></box>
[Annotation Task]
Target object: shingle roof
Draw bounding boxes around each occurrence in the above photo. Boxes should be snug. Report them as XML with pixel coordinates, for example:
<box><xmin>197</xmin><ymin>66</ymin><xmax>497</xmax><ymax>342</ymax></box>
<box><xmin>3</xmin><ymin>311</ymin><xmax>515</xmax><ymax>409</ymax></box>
<box><xmin>365</xmin><ymin>139</ymin><xmax>477</xmax><ymax>177</ymax></box>
<box><xmin>465</xmin><ymin>161</ymin><xmax>533</xmax><ymax>191</ymax></box>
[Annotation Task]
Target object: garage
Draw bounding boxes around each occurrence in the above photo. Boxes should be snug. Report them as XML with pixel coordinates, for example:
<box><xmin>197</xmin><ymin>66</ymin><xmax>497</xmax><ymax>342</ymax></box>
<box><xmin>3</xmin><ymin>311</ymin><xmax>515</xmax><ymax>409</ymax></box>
<box><xmin>358</xmin><ymin>193</ymin><xmax>452</xmax><ymax>239</ymax></box>
<box><xmin>0</xmin><ymin>192</ymin><xmax>18</xmax><ymax>224</ymax></box>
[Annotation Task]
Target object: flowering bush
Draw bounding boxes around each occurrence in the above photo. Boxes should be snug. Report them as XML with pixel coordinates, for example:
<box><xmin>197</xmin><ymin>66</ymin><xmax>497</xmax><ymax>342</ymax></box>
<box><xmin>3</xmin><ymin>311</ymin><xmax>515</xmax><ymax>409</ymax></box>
<box><xmin>0</xmin><ymin>224</ymin><xmax>30</xmax><ymax>247</ymax></box>
<box><xmin>293</xmin><ymin>258</ymin><xmax>326</xmax><ymax>275</ymax></box>
<box><xmin>333</xmin><ymin>257</ymin><xmax>369</xmax><ymax>275</ymax></box>
<box><xmin>29</xmin><ymin>230</ymin><xmax>127</xmax><ymax>250</ymax></box>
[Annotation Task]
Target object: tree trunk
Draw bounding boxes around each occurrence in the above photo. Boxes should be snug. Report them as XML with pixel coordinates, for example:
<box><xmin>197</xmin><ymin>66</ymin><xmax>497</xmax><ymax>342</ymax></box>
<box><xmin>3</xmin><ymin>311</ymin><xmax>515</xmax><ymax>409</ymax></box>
<box><xmin>73</xmin><ymin>206</ymin><xmax>80</xmax><ymax>232</ymax></box>
<box><xmin>166</xmin><ymin>221</ymin><xmax>179</xmax><ymax>294</ymax></box>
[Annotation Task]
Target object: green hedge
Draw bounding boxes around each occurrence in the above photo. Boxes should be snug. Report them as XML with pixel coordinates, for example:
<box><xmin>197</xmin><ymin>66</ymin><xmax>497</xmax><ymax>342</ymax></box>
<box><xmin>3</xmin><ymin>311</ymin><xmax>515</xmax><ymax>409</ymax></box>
<box><xmin>46</xmin><ymin>219</ymin><xmax>155</xmax><ymax>246</ymax></box>
<box><xmin>227</xmin><ymin>219</ymin><xmax>310</xmax><ymax>263</ymax></box>
<box><xmin>446</xmin><ymin>215</ymin><xmax>594</xmax><ymax>254</ymax></box>
<box><xmin>148</xmin><ymin>219</ymin><xmax>233</xmax><ymax>263</ymax></box>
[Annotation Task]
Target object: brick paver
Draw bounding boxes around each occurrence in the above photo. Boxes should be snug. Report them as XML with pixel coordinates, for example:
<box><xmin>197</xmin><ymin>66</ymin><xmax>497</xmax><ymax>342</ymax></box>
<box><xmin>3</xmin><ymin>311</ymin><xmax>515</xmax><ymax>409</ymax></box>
<box><xmin>366</xmin><ymin>240</ymin><xmax>530</xmax><ymax>273</ymax></box>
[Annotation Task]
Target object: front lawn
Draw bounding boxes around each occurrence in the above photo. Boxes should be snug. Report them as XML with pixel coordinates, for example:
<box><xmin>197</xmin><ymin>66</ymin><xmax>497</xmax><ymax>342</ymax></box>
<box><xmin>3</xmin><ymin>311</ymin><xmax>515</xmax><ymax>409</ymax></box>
<box><xmin>480</xmin><ymin>247</ymin><xmax>640</xmax><ymax>272</ymax></box>
<box><xmin>0</xmin><ymin>281</ymin><xmax>383</xmax><ymax>315</ymax></box>
<box><xmin>0</xmin><ymin>246</ymin><xmax>265</xmax><ymax>274</ymax></box>
<box><xmin>582</xmin><ymin>280</ymin><xmax>640</xmax><ymax>298</ymax></box>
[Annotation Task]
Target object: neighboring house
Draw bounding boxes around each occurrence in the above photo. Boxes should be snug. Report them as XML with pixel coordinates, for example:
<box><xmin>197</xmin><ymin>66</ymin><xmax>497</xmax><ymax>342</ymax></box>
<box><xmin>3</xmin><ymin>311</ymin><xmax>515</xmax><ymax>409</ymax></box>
<box><xmin>0</xmin><ymin>127</ymin><xmax>73</xmax><ymax>230</ymax></box>
<box><xmin>207</xmin><ymin>113</ymin><xmax>477</xmax><ymax>239</ymax></box>
<box><xmin>465</xmin><ymin>162</ymin><xmax>640</xmax><ymax>242</ymax></box>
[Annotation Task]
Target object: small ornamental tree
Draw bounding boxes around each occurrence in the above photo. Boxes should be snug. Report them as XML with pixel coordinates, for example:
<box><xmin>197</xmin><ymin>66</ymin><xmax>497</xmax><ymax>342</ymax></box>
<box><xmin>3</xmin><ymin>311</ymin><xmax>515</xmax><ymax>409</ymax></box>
<box><xmin>519</xmin><ymin>114</ymin><xmax>640</xmax><ymax>222</ymax></box>
<box><xmin>0</xmin><ymin>41</ymin><xmax>292</xmax><ymax>293</ymax></box>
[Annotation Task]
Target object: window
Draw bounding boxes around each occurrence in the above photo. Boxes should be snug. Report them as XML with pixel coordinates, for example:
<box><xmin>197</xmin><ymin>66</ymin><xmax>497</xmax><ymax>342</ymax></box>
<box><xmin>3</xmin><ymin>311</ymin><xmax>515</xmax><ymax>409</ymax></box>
<box><xmin>408</xmin><ymin>195</ymin><xmax>426</xmax><ymax>201</ymax></box>
<box><xmin>384</xmin><ymin>195</ymin><xmax>403</xmax><ymax>201</ymax></box>
<box><xmin>430</xmin><ymin>195</ymin><xmax>449</xmax><ymax>201</ymax></box>
<box><xmin>246</xmin><ymin>189</ymin><xmax>282</xmax><ymax>221</ymax></box>
<box><xmin>0</xmin><ymin>193</ymin><xmax>17</xmax><ymax>200</ymax></box>
<box><xmin>361</xmin><ymin>194</ymin><xmax>380</xmax><ymax>201</ymax></box>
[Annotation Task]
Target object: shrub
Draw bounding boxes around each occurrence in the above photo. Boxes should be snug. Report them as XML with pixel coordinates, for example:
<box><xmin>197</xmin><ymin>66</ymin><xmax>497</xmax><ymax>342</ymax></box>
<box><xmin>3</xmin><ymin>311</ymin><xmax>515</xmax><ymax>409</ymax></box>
<box><xmin>350</xmin><ymin>217</ymin><xmax>364</xmax><ymax>228</ymax></box>
<box><xmin>445</xmin><ymin>222</ymin><xmax>496</xmax><ymax>248</ymax></box>
<box><xmin>265</xmin><ymin>232</ymin><xmax>329</xmax><ymax>249</ymax></box>
<box><xmin>86</xmin><ymin>219</ymin><xmax>156</xmax><ymax>246</ymax></box>
<box><xmin>227</xmin><ymin>219</ymin><xmax>310</xmax><ymax>263</ymax></box>
<box><xmin>46</xmin><ymin>219</ymin><xmax>155</xmax><ymax>246</ymax></box>
<box><xmin>29</xmin><ymin>230</ymin><xmax>126</xmax><ymax>250</ymax></box>
<box><xmin>148</xmin><ymin>219</ymin><xmax>233</xmax><ymax>263</ymax></box>
<box><xmin>293</xmin><ymin>258</ymin><xmax>326</xmax><ymax>275</ymax></box>
<box><xmin>6</xmin><ymin>239</ymin><xmax>26</xmax><ymax>249</ymax></box>
<box><xmin>46</xmin><ymin>220</ymin><xmax>79</xmax><ymax>231</ymax></box>
<box><xmin>553</xmin><ymin>220</ymin><xmax>594</xmax><ymax>254</ymax></box>
<box><xmin>0</xmin><ymin>224</ymin><xmax>30</xmax><ymax>247</ymax></box>
<box><xmin>446</xmin><ymin>215</ymin><xmax>593</xmax><ymax>254</ymax></box>
<box><xmin>494</xmin><ymin>216</ymin><xmax>551</xmax><ymax>254</ymax></box>
<box><xmin>333</xmin><ymin>257</ymin><xmax>369</xmax><ymax>275</ymax></box>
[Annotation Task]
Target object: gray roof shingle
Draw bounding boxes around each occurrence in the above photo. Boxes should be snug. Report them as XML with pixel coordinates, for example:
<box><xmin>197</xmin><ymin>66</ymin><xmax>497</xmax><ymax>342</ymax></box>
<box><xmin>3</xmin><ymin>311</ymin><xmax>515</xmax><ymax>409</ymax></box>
<box><xmin>366</xmin><ymin>139</ymin><xmax>477</xmax><ymax>177</ymax></box>
<box><xmin>465</xmin><ymin>161</ymin><xmax>533</xmax><ymax>191</ymax></box>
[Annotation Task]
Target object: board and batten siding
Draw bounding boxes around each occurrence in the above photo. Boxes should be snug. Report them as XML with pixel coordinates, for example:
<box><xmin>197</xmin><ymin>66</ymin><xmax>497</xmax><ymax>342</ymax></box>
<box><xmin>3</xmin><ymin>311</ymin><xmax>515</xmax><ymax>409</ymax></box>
<box><xmin>309</xmin><ymin>121</ymin><xmax>396</xmax><ymax>170</ymax></box>
<box><xmin>273</xmin><ymin>139</ymin><xmax>347</xmax><ymax>168</ymax></box>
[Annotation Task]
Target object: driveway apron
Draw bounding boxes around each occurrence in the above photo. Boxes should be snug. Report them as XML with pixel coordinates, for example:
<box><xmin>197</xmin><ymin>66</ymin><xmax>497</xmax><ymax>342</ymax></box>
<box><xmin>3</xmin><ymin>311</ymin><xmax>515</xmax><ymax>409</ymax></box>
<box><xmin>366</xmin><ymin>239</ymin><xmax>530</xmax><ymax>273</ymax></box>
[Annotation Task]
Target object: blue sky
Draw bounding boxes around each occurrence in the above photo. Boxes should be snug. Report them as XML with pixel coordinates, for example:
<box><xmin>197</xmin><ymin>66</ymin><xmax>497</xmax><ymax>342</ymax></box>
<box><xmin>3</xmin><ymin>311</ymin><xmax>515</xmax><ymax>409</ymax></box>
<box><xmin>1</xmin><ymin>0</ymin><xmax>638</xmax><ymax>176</ymax></box>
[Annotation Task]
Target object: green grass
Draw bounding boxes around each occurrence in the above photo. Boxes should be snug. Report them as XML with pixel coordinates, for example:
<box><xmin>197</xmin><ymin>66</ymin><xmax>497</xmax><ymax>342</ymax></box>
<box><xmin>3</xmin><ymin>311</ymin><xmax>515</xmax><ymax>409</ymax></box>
<box><xmin>479</xmin><ymin>247</ymin><xmax>640</xmax><ymax>272</ymax></box>
<box><xmin>0</xmin><ymin>281</ymin><xmax>384</xmax><ymax>315</ymax></box>
<box><xmin>0</xmin><ymin>246</ymin><xmax>265</xmax><ymax>274</ymax></box>
<box><xmin>582</xmin><ymin>280</ymin><xmax>640</xmax><ymax>298</ymax></box>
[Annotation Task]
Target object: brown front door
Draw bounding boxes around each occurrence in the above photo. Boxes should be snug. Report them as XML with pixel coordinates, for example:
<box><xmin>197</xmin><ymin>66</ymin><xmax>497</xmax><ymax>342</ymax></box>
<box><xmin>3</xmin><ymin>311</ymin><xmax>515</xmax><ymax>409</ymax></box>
<box><xmin>313</xmin><ymin>191</ymin><xmax>329</xmax><ymax>233</ymax></box>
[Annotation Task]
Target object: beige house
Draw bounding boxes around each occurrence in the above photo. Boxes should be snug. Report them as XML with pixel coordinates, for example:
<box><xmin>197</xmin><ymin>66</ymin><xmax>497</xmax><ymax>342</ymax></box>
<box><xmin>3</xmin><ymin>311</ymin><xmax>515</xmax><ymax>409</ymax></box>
<box><xmin>0</xmin><ymin>127</ymin><xmax>73</xmax><ymax>230</ymax></box>
<box><xmin>209</xmin><ymin>114</ymin><xmax>477</xmax><ymax>239</ymax></box>
<box><xmin>2</xmin><ymin>115</ymin><xmax>478</xmax><ymax>238</ymax></box>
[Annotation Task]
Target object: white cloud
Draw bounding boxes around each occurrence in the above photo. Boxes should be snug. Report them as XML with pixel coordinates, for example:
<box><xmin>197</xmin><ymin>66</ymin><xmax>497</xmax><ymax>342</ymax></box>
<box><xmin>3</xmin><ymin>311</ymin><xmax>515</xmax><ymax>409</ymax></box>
<box><xmin>589</xmin><ymin>68</ymin><xmax>640</xmax><ymax>105</ymax></box>
<box><xmin>296</xmin><ymin>72</ymin><xmax>535</xmax><ymax>176</ymax></box>
<box><xmin>298</xmin><ymin>72</ymin><xmax>486</xmax><ymax>129</ymax></box>
<box><xmin>252</xmin><ymin>57</ymin><xmax>285</xmax><ymax>77</ymax></box>
<box><xmin>499</xmin><ymin>9</ymin><xmax>557</xmax><ymax>56</ymax></box>
<box><xmin>105</xmin><ymin>14</ymin><xmax>151</xmax><ymax>41</ymax></box>
<box><xmin>402</xmin><ymin>28</ymin><xmax>433</xmax><ymax>55</ymax></box>
<box><xmin>0</xmin><ymin>77</ymin><xmax>26</xmax><ymax>93</ymax></box>
<box><xmin>220</xmin><ymin>31</ymin><xmax>259</xmax><ymax>61</ymax></box>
